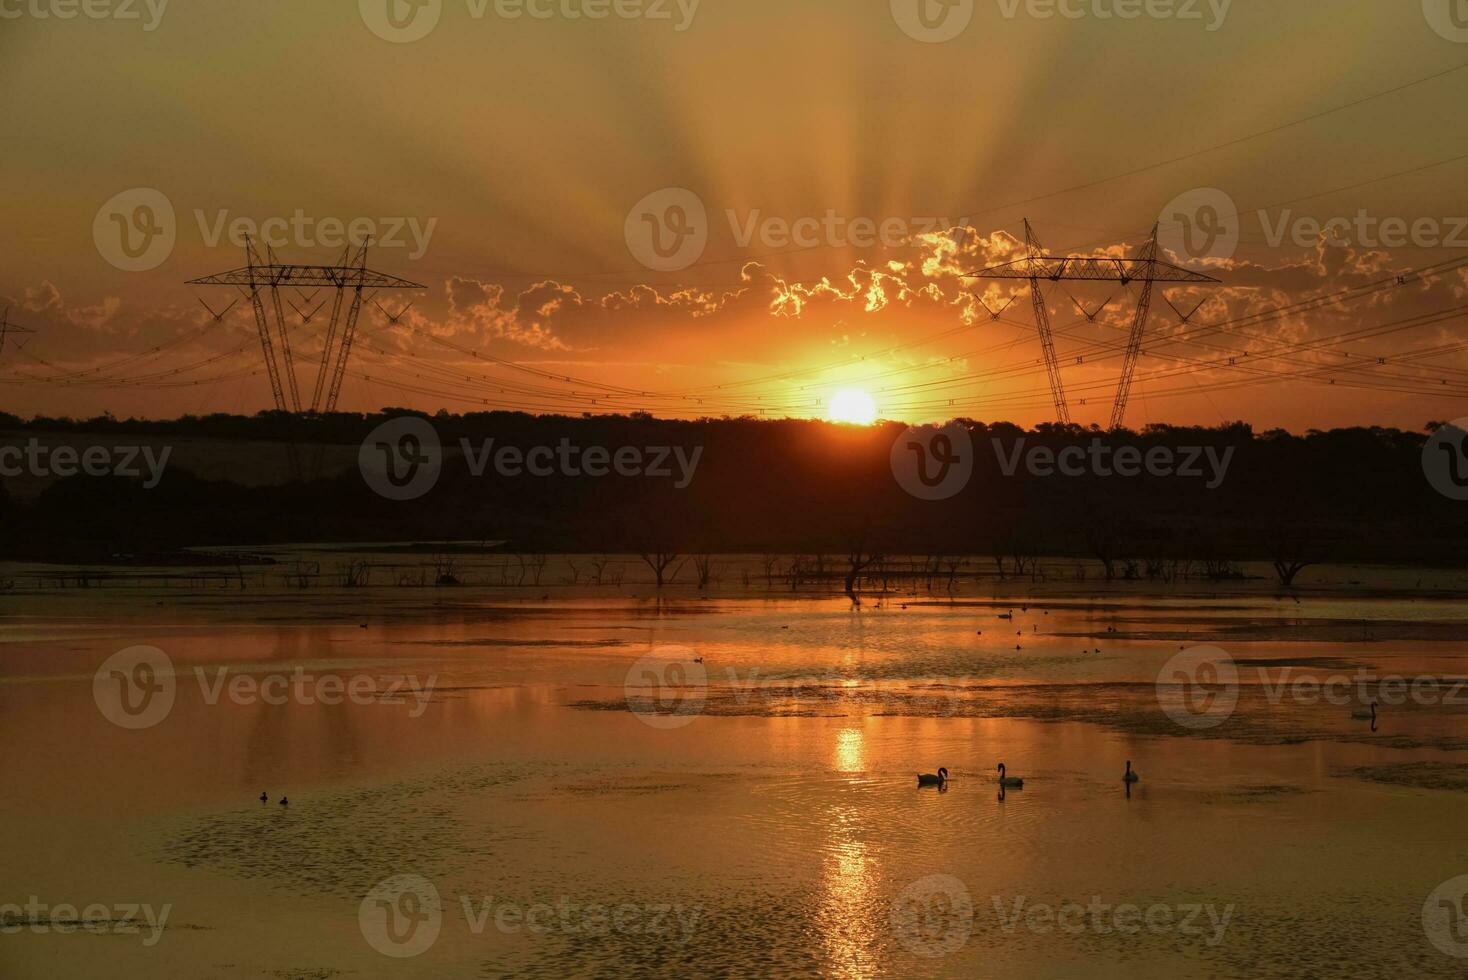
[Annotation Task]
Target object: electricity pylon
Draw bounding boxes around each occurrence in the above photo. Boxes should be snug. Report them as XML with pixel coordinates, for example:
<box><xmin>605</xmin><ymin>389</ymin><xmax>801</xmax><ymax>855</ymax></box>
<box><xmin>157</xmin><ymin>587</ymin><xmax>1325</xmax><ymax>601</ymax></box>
<box><xmin>968</xmin><ymin>221</ymin><xmax>1221</xmax><ymax>428</ymax></box>
<box><xmin>0</xmin><ymin>307</ymin><xmax>35</xmax><ymax>361</ymax></box>
<box><xmin>188</xmin><ymin>238</ymin><xmax>424</xmax><ymax>414</ymax></box>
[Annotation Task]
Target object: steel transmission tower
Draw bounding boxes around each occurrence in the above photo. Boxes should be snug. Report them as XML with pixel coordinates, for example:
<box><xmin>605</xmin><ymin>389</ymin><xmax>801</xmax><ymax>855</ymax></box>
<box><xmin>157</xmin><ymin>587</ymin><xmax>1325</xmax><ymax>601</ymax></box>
<box><xmin>969</xmin><ymin>221</ymin><xmax>1221</xmax><ymax>428</ymax></box>
<box><xmin>188</xmin><ymin>238</ymin><xmax>424</xmax><ymax>414</ymax></box>
<box><xmin>0</xmin><ymin>307</ymin><xmax>35</xmax><ymax>361</ymax></box>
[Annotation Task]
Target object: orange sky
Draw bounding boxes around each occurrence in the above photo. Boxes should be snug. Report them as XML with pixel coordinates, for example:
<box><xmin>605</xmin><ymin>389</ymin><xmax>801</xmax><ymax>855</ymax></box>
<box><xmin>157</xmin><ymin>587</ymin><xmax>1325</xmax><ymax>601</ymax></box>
<box><xmin>4</xmin><ymin>1</ymin><xmax>1468</xmax><ymax>430</ymax></box>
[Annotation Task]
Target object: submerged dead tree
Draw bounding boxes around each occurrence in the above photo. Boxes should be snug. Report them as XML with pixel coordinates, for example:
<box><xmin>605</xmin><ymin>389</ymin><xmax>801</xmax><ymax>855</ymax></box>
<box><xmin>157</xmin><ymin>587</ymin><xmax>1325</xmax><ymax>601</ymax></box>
<box><xmin>640</xmin><ymin>551</ymin><xmax>681</xmax><ymax>588</ymax></box>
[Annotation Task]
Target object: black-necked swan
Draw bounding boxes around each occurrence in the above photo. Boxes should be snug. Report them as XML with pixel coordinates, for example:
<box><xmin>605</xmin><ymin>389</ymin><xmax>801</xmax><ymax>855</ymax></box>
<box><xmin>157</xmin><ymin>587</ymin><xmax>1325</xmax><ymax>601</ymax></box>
<box><xmin>917</xmin><ymin>767</ymin><xmax>948</xmax><ymax>787</ymax></box>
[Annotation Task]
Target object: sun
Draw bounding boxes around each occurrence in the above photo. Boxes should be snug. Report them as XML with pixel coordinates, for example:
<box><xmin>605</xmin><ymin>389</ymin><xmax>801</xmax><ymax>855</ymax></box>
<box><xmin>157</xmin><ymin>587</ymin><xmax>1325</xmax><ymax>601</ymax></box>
<box><xmin>828</xmin><ymin>388</ymin><xmax>878</xmax><ymax>426</ymax></box>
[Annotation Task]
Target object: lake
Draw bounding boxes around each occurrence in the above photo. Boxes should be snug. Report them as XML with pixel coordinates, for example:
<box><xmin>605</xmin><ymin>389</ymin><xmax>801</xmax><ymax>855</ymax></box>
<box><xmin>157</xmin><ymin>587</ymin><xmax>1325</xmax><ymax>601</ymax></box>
<box><xmin>4</xmin><ymin>554</ymin><xmax>1468</xmax><ymax>978</ymax></box>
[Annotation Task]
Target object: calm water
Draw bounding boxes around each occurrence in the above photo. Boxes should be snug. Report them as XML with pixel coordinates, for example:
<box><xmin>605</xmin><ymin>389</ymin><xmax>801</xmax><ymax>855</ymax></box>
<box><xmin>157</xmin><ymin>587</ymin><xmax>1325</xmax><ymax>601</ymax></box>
<box><xmin>4</xmin><ymin>558</ymin><xmax>1468</xmax><ymax>978</ymax></box>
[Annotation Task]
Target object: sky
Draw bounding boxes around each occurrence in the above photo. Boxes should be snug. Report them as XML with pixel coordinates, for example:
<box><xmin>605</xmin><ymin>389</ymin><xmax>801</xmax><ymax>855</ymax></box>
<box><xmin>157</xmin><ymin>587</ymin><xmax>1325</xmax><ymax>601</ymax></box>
<box><xmin>3</xmin><ymin>0</ymin><xmax>1468</xmax><ymax>430</ymax></box>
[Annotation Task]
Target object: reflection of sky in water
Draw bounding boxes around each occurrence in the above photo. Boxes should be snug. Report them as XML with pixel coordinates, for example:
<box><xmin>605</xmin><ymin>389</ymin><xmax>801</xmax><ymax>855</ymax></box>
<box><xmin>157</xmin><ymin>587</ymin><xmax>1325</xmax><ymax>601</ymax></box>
<box><xmin>5</xmin><ymin>589</ymin><xmax>1468</xmax><ymax>977</ymax></box>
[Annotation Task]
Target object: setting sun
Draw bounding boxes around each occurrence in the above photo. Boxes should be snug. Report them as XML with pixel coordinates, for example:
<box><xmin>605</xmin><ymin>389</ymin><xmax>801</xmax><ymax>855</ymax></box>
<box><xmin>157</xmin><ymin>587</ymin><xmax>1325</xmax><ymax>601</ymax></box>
<box><xmin>828</xmin><ymin>389</ymin><xmax>878</xmax><ymax>426</ymax></box>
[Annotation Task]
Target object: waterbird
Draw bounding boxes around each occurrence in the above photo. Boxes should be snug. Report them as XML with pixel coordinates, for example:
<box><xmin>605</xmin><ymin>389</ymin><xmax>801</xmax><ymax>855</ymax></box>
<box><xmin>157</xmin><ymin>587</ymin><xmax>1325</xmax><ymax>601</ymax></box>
<box><xmin>917</xmin><ymin>767</ymin><xmax>948</xmax><ymax>787</ymax></box>
<box><xmin>259</xmin><ymin>792</ymin><xmax>267</xmax><ymax>803</ymax></box>
<box><xmin>1123</xmin><ymin>761</ymin><xmax>1139</xmax><ymax>784</ymax></box>
<box><xmin>997</xmin><ymin>763</ymin><xmax>1024</xmax><ymax>788</ymax></box>
<box><xmin>1351</xmin><ymin>702</ymin><xmax>1378</xmax><ymax>723</ymax></box>
<box><xmin>998</xmin><ymin>611</ymin><xmax>1013</xmax><ymax>621</ymax></box>
<box><xmin>279</xmin><ymin>797</ymin><xmax>289</xmax><ymax>807</ymax></box>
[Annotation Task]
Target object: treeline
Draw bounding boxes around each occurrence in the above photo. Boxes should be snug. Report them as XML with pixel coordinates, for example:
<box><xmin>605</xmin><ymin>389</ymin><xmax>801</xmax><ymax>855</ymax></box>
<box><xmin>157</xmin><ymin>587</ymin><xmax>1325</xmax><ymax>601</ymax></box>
<box><xmin>0</xmin><ymin>410</ymin><xmax>1463</xmax><ymax>569</ymax></box>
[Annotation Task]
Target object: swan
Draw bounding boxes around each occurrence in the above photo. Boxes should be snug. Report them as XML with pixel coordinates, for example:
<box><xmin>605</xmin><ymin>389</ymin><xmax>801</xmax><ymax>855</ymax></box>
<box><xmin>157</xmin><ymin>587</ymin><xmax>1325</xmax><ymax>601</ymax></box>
<box><xmin>997</xmin><ymin>763</ymin><xmax>1024</xmax><ymax>788</ymax></box>
<box><xmin>279</xmin><ymin>797</ymin><xmax>289</xmax><ymax>807</ymax></box>
<box><xmin>917</xmin><ymin>767</ymin><xmax>948</xmax><ymax>787</ymax></box>
<box><xmin>1351</xmin><ymin>702</ymin><xmax>1377</xmax><ymax>721</ymax></box>
<box><xmin>1123</xmin><ymin>761</ymin><xmax>1139</xmax><ymax>783</ymax></box>
<box><xmin>259</xmin><ymin>792</ymin><xmax>268</xmax><ymax>803</ymax></box>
